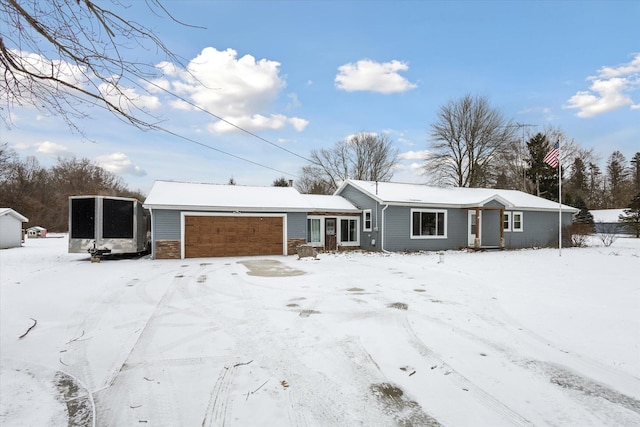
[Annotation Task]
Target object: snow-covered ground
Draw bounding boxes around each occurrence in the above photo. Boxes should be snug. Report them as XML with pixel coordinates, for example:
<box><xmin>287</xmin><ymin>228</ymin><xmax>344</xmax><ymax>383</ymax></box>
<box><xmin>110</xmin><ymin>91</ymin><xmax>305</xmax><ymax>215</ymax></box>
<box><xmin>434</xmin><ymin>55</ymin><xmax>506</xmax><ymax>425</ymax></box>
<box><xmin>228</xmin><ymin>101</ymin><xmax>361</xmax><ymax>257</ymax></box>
<box><xmin>1</xmin><ymin>235</ymin><xmax>639</xmax><ymax>426</ymax></box>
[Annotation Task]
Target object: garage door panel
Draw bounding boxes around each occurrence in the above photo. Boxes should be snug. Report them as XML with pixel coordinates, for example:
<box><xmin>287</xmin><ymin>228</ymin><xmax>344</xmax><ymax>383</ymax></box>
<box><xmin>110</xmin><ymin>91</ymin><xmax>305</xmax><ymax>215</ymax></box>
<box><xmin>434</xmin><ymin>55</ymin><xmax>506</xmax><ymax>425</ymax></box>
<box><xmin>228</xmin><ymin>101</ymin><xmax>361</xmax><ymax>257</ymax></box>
<box><xmin>184</xmin><ymin>215</ymin><xmax>284</xmax><ymax>258</ymax></box>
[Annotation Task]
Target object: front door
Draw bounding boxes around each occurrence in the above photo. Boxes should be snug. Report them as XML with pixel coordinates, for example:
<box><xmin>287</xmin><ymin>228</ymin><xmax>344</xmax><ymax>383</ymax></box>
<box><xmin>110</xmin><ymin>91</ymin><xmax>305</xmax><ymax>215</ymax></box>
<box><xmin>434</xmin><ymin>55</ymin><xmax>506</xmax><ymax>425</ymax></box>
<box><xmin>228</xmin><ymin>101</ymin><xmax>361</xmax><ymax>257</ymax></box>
<box><xmin>325</xmin><ymin>218</ymin><xmax>337</xmax><ymax>250</ymax></box>
<box><xmin>468</xmin><ymin>210</ymin><xmax>481</xmax><ymax>247</ymax></box>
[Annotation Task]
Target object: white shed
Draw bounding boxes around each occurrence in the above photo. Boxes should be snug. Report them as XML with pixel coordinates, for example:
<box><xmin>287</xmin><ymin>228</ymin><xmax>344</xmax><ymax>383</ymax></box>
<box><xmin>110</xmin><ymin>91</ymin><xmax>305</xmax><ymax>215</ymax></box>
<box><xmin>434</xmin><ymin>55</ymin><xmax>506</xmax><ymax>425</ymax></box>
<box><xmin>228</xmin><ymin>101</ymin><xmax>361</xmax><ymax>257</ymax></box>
<box><xmin>0</xmin><ymin>208</ymin><xmax>29</xmax><ymax>249</ymax></box>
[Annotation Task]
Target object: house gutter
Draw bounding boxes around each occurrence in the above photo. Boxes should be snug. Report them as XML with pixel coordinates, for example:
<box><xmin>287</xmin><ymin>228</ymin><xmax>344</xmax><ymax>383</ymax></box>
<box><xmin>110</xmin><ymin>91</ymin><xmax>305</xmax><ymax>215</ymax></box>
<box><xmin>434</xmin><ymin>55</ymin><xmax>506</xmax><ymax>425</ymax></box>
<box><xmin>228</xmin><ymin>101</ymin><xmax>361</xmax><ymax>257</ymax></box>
<box><xmin>381</xmin><ymin>204</ymin><xmax>391</xmax><ymax>253</ymax></box>
<box><xmin>148</xmin><ymin>209</ymin><xmax>155</xmax><ymax>259</ymax></box>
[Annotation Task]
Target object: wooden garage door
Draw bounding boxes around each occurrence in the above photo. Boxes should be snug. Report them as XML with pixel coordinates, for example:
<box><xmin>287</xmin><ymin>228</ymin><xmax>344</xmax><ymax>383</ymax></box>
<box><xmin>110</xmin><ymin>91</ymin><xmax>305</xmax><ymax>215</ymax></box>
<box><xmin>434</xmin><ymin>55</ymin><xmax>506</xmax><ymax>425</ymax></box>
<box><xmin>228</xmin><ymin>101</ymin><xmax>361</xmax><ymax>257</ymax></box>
<box><xmin>184</xmin><ymin>215</ymin><xmax>283</xmax><ymax>258</ymax></box>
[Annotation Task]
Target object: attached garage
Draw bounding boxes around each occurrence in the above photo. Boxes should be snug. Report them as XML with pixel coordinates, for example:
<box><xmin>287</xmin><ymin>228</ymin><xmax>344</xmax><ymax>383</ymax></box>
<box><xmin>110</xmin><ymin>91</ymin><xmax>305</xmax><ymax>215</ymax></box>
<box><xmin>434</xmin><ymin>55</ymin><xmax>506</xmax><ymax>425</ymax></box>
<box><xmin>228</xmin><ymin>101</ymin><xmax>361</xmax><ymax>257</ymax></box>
<box><xmin>184</xmin><ymin>214</ymin><xmax>284</xmax><ymax>258</ymax></box>
<box><xmin>143</xmin><ymin>181</ymin><xmax>360</xmax><ymax>260</ymax></box>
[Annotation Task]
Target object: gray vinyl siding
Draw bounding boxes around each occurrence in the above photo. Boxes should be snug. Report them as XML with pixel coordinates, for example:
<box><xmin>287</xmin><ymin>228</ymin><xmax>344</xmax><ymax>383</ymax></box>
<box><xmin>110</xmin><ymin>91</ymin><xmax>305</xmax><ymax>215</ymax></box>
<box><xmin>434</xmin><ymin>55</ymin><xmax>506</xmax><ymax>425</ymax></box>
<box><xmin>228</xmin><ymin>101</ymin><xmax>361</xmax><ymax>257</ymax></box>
<box><xmin>382</xmin><ymin>206</ymin><xmax>468</xmax><ymax>251</ymax></box>
<box><xmin>503</xmin><ymin>210</ymin><xmax>574</xmax><ymax>248</ymax></box>
<box><xmin>287</xmin><ymin>212</ymin><xmax>306</xmax><ymax>239</ymax></box>
<box><xmin>337</xmin><ymin>185</ymin><xmax>381</xmax><ymax>250</ymax></box>
<box><xmin>153</xmin><ymin>209</ymin><xmax>181</xmax><ymax>240</ymax></box>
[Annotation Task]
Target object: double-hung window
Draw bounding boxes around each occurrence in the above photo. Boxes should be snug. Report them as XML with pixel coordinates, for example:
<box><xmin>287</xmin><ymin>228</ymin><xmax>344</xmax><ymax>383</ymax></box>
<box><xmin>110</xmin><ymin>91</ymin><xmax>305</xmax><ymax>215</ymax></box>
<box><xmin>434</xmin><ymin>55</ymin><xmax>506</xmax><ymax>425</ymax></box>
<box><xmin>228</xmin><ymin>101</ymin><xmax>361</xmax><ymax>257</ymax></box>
<box><xmin>512</xmin><ymin>212</ymin><xmax>523</xmax><ymax>232</ymax></box>
<box><xmin>411</xmin><ymin>209</ymin><xmax>447</xmax><ymax>238</ymax></box>
<box><xmin>363</xmin><ymin>209</ymin><xmax>372</xmax><ymax>232</ymax></box>
<box><xmin>503</xmin><ymin>212</ymin><xmax>512</xmax><ymax>231</ymax></box>
<box><xmin>503</xmin><ymin>211</ymin><xmax>523</xmax><ymax>232</ymax></box>
<box><xmin>340</xmin><ymin>218</ymin><xmax>359</xmax><ymax>245</ymax></box>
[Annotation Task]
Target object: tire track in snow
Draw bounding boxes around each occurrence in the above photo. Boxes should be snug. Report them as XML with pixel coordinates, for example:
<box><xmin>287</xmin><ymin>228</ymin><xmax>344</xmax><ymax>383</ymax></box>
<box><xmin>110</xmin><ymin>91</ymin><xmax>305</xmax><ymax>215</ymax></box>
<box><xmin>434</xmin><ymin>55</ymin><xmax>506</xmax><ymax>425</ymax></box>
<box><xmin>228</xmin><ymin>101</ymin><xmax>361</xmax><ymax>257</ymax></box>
<box><xmin>201</xmin><ymin>361</ymin><xmax>239</xmax><ymax>427</ymax></box>
<box><xmin>410</xmin><ymin>293</ymin><xmax>640</xmax><ymax>424</ymax></box>
<box><xmin>362</xmin><ymin>286</ymin><xmax>533</xmax><ymax>427</ymax></box>
<box><xmin>92</xmin><ymin>272</ymin><xmax>186</xmax><ymax>426</ymax></box>
<box><xmin>61</xmin><ymin>265</ymin><xmax>175</xmax><ymax>392</ymax></box>
<box><xmin>401</xmin><ymin>313</ymin><xmax>534</xmax><ymax>426</ymax></box>
<box><xmin>524</xmin><ymin>360</ymin><xmax>640</xmax><ymax>421</ymax></box>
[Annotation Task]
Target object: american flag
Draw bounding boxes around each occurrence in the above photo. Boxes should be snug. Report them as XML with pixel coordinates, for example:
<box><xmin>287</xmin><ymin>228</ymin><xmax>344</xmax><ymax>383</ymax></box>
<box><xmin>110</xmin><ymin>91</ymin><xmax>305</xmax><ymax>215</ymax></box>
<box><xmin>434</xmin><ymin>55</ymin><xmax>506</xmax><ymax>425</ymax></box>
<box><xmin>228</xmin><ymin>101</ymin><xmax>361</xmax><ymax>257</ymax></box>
<box><xmin>543</xmin><ymin>141</ymin><xmax>560</xmax><ymax>168</ymax></box>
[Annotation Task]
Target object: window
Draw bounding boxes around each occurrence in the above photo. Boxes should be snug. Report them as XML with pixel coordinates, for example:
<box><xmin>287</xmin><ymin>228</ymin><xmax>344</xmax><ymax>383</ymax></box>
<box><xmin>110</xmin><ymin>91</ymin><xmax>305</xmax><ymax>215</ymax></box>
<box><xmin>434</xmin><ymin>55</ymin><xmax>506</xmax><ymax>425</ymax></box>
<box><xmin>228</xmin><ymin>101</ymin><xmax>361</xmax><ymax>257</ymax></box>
<box><xmin>503</xmin><ymin>212</ymin><xmax>512</xmax><ymax>231</ymax></box>
<box><xmin>411</xmin><ymin>209</ymin><xmax>447</xmax><ymax>238</ymax></box>
<box><xmin>512</xmin><ymin>212</ymin><xmax>523</xmax><ymax>232</ymax></box>
<box><xmin>363</xmin><ymin>209</ymin><xmax>372</xmax><ymax>232</ymax></box>
<box><xmin>103</xmin><ymin>198</ymin><xmax>134</xmax><ymax>238</ymax></box>
<box><xmin>339</xmin><ymin>218</ymin><xmax>359</xmax><ymax>245</ymax></box>
<box><xmin>307</xmin><ymin>218</ymin><xmax>322</xmax><ymax>244</ymax></box>
<box><xmin>70</xmin><ymin>198</ymin><xmax>95</xmax><ymax>239</ymax></box>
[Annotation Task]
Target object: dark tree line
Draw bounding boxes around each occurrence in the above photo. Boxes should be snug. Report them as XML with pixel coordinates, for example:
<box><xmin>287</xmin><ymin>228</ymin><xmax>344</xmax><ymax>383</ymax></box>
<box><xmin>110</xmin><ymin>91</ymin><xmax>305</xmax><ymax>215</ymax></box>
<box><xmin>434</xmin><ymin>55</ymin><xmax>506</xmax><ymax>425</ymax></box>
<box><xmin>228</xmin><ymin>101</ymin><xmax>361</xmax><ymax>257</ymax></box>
<box><xmin>0</xmin><ymin>143</ymin><xmax>144</xmax><ymax>231</ymax></box>
<box><xmin>563</xmin><ymin>149</ymin><xmax>639</xmax><ymax>210</ymax></box>
<box><xmin>509</xmin><ymin>131</ymin><xmax>638</xmax><ymax>211</ymax></box>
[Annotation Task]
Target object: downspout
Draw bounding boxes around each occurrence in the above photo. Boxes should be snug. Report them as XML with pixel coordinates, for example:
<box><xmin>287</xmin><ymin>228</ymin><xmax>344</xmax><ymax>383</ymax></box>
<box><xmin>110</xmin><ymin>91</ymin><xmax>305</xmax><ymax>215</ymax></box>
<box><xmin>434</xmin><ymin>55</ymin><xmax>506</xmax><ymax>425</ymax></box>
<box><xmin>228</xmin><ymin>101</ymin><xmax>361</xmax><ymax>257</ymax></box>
<box><xmin>148</xmin><ymin>208</ymin><xmax>155</xmax><ymax>259</ymax></box>
<box><xmin>381</xmin><ymin>204</ymin><xmax>391</xmax><ymax>253</ymax></box>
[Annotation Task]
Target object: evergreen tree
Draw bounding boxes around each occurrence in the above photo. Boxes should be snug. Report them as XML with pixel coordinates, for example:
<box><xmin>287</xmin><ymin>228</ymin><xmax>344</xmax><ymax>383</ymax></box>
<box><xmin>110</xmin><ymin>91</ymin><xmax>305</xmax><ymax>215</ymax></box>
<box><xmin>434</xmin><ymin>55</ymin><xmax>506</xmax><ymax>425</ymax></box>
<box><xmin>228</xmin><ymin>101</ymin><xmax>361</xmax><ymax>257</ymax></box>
<box><xmin>630</xmin><ymin>152</ymin><xmax>640</xmax><ymax>193</ymax></box>
<box><xmin>272</xmin><ymin>176</ymin><xmax>290</xmax><ymax>187</ymax></box>
<box><xmin>587</xmin><ymin>162</ymin><xmax>604</xmax><ymax>209</ymax></box>
<box><xmin>525</xmin><ymin>133</ymin><xmax>559</xmax><ymax>200</ymax></box>
<box><xmin>568</xmin><ymin>157</ymin><xmax>588</xmax><ymax>200</ymax></box>
<box><xmin>572</xmin><ymin>196</ymin><xmax>594</xmax><ymax>231</ymax></box>
<box><xmin>606</xmin><ymin>151</ymin><xmax>629</xmax><ymax>207</ymax></box>
<box><xmin>619</xmin><ymin>192</ymin><xmax>640</xmax><ymax>238</ymax></box>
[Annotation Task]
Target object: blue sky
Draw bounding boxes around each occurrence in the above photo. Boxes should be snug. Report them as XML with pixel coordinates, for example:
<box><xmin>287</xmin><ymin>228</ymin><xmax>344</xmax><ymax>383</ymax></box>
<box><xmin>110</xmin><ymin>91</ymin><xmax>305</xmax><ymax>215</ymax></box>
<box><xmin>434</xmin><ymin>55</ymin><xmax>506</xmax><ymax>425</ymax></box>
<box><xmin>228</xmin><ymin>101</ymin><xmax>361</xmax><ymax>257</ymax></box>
<box><xmin>3</xmin><ymin>0</ymin><xmax>639</xmax><ymax>194</ymax></box>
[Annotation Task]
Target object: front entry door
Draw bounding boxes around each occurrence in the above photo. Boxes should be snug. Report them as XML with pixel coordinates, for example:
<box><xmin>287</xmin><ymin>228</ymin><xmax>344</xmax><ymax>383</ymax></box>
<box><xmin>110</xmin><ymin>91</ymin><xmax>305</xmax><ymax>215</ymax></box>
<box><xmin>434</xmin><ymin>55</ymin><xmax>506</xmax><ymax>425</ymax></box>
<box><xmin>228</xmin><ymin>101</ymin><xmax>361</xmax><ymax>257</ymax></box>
<box><xmin>468</xmin><ymin>211</ymin><xmax>481</xmax><ymax>247</ymax></box>
<box><xmin>325</xmin><ymin>218</ymin><xmax>337</xmax><ymax>250</ymax></box>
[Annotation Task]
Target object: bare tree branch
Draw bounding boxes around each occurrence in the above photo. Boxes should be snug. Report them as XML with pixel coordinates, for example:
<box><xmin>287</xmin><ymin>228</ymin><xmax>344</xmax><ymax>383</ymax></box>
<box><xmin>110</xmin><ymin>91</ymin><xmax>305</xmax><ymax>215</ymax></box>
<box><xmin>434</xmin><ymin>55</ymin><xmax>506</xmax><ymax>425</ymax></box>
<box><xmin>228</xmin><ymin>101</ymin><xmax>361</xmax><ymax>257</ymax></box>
<box><xmin>0</xmin><ymin>0</ymin><xmax>192</xmax><ymax>136</ymax></box>
<box><xmin>298</xmin><ymin>132</ymin><xmax>399</xmax><ymax>194</ymax></box>
<box><xmin>425</xmin><ymin>94</ymin><xmax>516</xmax><ymax>187</ymax></box>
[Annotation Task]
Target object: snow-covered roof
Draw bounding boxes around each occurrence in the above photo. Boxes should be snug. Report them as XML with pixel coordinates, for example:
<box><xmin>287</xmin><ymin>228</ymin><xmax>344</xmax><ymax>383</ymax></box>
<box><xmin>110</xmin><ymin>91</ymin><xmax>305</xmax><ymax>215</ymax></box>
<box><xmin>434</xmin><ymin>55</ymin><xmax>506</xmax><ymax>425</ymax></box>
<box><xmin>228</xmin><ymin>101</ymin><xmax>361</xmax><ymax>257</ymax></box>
<box><xmin>143</xmin><ymin>181</ymin><xmax>358</xmax><ymax>213</ymax></box>
<box><xmin>590</xmin><ymin>209</ymin><xmax>625</xmax><ymax>223</ymax></box>
<box><xmin>336</xmin><ymin>180</ymin><xmax>579</xmax><ymax>213</ymax></box>
<box><xmin>0</xmin><ymin>208</ymin><xmax>29</xmax><ymax>222</ymax></box>
<box><xmin>300</xmin><ymin>194</ymin><xmax>360</xmax><ymax>213</ymax></box>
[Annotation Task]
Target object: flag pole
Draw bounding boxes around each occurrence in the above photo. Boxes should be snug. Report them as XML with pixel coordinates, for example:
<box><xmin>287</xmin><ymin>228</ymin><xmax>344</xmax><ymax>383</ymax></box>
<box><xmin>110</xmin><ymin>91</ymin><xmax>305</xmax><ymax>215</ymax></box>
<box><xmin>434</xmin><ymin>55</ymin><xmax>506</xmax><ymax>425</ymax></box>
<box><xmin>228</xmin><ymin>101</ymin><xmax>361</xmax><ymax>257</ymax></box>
<box><xmin>558</xmin><ymin>140</ymin><xmax>562</xmax><ymax>257</ymax></box>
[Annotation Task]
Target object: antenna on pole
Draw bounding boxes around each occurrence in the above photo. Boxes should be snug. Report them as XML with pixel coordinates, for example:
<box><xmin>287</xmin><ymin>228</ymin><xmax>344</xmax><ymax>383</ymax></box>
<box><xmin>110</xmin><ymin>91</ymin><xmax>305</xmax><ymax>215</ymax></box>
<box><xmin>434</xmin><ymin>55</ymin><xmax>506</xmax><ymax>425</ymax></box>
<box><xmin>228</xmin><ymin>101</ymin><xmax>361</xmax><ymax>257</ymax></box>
<box><xmin>508</xmin><ymin>122</ymin><xmax>537</xmax><ymax>191</ymax></box>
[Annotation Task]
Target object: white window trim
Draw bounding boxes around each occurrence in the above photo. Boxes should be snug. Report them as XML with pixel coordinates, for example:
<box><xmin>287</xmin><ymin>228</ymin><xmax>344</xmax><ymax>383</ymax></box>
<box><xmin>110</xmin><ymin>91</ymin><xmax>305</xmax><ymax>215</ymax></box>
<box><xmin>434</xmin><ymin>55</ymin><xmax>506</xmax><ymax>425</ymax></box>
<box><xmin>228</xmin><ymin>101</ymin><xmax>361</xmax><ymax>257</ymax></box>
<box><xmin>512</xmin><ymin>211</ymin><xmax>523</xmax><ymax>232</ymax></box>
<box><xmin>306</xmin><ymin>215</ymin><xmax>325</xmax><ymax>247</ymax></box>
<box><xmin>503</xmin><ymin>211</ymin><xmax>512</xmax><ymax>232</ymax></box>
<box><xmin>338</xmin><ymin>217</ymin><xmax>360</xmax><ymax>246</ymax></box>
<box><xmin>410</xmin><ymin>208</ymin><xmax>448</xmax><ymax>239</ymax></box>
<box><xmin>362</xmin><ymin>209</ymin><xmax>372</xmax><ymax>232</ymax></box>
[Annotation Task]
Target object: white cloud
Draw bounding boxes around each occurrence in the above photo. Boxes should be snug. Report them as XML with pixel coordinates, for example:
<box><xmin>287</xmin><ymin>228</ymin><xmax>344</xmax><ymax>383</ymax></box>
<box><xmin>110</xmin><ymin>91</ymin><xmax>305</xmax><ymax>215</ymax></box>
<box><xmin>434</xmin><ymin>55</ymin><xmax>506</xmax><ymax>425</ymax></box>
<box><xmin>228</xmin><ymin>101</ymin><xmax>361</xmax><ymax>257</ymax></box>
<box><xmin>398</xmin><ymin>150</ymin><xmax>430</xmax><ymax>161</ymax></box>
<box><xmin>286</xmin><ymin>93</ymin><xmax>301</xmax><ymax>109</ymax></box>
<box><xmin>36</xmin><ymin>141</ymin><xmax>68</xmax><ymax>155</ymax></box>
<box><xmin>96</xmin><ymin>152</ymin><xmax>146</xmax><ymax>177</ymax></box>
<box><xmin>288</xmin><ymin>117</ymin><xmax>309</xmax><ymax>131</ymax></box>
<box><xmin>161</xmin><ymin>47</ymin><xmax>306</xmax><ymax>134</ymax></box>
<box><xmin>100</xmin><ymin>82</ymin><xmax>162</xmax><ymax>112</ymax></box>
<box><xmin>335</xmin><ymin>59</ymin><xmax>417</xmax><ymax>94</ymax></box>
<box><xmin>565</xmin><ymin>53</ymin><xmax>640</xmax><ymax>117</ymax></box>
<box><xmin>409</xmin><ymin>162</ymin><xmax>424</xmax><ymax>173</ymax></box>
<box><xmin>208</xmin><ymin>114</ymin><xmax>308</xmax><ymax>134</ymax></box>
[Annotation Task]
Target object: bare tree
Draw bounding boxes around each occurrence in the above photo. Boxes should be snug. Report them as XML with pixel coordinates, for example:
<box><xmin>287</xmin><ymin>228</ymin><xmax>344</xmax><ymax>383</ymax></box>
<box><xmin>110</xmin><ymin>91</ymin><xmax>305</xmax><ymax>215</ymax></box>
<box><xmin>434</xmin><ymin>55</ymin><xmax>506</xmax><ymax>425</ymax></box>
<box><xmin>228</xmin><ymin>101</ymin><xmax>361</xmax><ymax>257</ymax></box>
<box><xmin>298</xmin><ymin>132</ymin><xmax>399</xmax><ymax>194</ymax></box>
<box><xmin>0</xmin><ymin>0</ymin><xmax>189</xmax><ymax>135</ymax></box>
<box><xmin>425</xmin><ymin>94</ymin><xmax>517</xmax><ymax>187</ymax></box>
<box><xmin>295</xmin><ymin>165</ymin><xmax>334</xmax><ymax>195</ymax></box>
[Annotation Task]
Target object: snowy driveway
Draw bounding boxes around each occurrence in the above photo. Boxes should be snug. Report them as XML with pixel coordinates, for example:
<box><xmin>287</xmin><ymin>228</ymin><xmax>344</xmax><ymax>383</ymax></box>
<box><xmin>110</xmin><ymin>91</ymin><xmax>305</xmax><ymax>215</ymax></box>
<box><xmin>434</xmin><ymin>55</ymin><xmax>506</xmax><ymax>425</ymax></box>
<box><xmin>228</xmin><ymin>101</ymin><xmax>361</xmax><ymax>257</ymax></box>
<box><xmin>1</xmin><ymin>236</ymin><xmax>639</xmax><ymax>426</ymax></box>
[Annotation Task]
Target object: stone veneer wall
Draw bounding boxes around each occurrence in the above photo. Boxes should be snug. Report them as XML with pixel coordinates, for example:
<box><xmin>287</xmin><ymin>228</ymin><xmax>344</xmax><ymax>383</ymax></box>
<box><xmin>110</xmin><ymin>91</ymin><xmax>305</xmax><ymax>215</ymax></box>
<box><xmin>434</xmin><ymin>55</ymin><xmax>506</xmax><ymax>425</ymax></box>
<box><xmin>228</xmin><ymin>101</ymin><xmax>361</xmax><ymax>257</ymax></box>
<box><xmin>287</xmin><ymin>238</ymin><xmax>306</xmax><ymax>255</ymax></box>
<box><xmin>155</xmin><ymin>240</ymin><xmax>181</xmax><ymax>259</ymax></box>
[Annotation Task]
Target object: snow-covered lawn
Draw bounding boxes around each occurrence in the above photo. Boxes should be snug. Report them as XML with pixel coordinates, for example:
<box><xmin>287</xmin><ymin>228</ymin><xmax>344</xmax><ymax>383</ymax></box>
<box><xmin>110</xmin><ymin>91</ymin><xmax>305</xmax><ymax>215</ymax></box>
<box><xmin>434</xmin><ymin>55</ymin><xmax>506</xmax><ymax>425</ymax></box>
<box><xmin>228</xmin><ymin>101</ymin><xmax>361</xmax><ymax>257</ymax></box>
<box><xmin>1</xmin><ymin>235</ymin><xmax>639</xmax><ymax>426</ymax></box>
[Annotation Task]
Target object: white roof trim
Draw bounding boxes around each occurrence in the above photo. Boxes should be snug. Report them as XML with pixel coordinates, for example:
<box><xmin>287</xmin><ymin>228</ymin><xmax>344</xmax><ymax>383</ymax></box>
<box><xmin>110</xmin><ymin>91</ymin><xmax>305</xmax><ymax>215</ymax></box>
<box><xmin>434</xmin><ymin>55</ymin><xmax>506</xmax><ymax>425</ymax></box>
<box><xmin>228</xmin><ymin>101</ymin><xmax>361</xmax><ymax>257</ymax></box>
<box><xmin>0</xmin><ymin>208</ymin><xmax>29</xmax><ymax>223</ymax></box>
